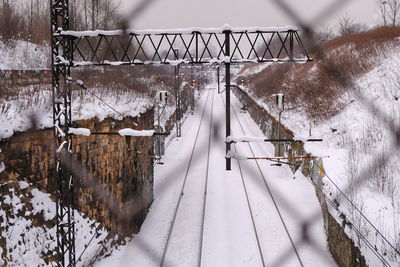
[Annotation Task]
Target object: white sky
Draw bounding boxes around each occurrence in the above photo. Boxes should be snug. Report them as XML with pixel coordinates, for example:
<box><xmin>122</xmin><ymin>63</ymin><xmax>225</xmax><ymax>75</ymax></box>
<box><xmin>120</xmin><ymin>0</ymin><xmax>378</xmax><ymax>31</ymax></box>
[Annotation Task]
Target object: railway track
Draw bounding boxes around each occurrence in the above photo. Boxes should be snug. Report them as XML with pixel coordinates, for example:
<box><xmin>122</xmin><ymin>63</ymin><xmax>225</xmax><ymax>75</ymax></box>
<box><xmin>160</xmin><ymin>88</ymin><xmax>214</xmax><ymax>267</ymax></box>
<box><xmin>96</xmin><ymin>87</ymin><xmax>335</xmax><ymax>267</ymax></box>
<box><xmin>162</xmin><ymin>89</ymin><xmax>303</xmax><ymax>267</ymax></box>
<box><xmin>231</xmin><ymin>92</ymin><xmax>304</xmax><ymax>267</ymax></box>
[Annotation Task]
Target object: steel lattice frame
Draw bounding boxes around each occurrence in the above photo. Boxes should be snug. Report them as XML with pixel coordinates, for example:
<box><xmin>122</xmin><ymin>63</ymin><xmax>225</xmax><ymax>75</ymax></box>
<box><xmin>50</xmin><ymin>1</ymin><xmax>311</xmax><ymax>265</ymax></box>
<box><xmin>50</xmin><ymin>0</ymin><xmax>76</xmax><ymax>266</ymax></box>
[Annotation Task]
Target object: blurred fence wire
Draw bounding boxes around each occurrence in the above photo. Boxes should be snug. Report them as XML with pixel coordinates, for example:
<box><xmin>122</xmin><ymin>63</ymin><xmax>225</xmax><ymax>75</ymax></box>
<box><xmin>49</xmin><ymin>0</ymin><xmax>400</xmax><ymax>266</ymax></box>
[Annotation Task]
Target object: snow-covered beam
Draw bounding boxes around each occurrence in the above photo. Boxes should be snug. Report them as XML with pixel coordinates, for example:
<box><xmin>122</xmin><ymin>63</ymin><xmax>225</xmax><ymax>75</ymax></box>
<box><xmin>53</xmin><ymin>24</ymin><xmax>311</xmax><ymax>67</ymax></box>
<box><xmin>56</xmin><ymin>24</ymin><xmax>300</xmax><ymax>37</ymax></box>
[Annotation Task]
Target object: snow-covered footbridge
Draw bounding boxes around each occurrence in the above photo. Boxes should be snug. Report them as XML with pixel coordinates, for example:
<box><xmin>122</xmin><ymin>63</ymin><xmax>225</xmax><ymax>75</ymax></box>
<box><xmin>96</xmin><ymin>87</ymin><xmax>336</xmax><ymax>267</ymax></box>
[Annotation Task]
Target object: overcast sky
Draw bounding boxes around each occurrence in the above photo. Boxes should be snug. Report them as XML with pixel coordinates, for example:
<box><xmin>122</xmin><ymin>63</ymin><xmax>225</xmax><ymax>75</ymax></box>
<box><xmin>120</xmin><ymin>0</ymin><xmax>378</xmax><ymax>31</ymax></box>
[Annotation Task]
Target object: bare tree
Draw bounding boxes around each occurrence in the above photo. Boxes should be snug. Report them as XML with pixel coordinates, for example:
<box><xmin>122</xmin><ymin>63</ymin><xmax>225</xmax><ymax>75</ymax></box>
<box><xmin>314</xmin><ymin>24</ymin><xmax>335</xmax><ymax>44</ymax></box>
<box><xmin>378</xmin><ymin>0</ymin><xmax>389</xmax><ymax>25</ymax></box>
<box><xmin>0</xmin><ymin>0</ymin><xmax>23</xmax><ymax>41</ymax></box>
<box><xmin>337</xmin><ymin>15</ymin><xmax>366</xmax><ymax>36</ymax></box>
<box><xmin>70</xmin><ymin>0</ymin><xmax>121</xmax><ymax>30</ymax></box>
<box><xmin>377</xmin><ymin>0</ymin><xmax>400</xmax><ymax>26</ymax></box>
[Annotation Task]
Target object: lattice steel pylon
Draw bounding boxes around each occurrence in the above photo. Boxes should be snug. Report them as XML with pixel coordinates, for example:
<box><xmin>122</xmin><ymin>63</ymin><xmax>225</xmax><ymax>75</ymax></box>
<box><xmin>50</xmin><ymin>0</ymin><xmax>76</xmax><ymax>266</ymax></box>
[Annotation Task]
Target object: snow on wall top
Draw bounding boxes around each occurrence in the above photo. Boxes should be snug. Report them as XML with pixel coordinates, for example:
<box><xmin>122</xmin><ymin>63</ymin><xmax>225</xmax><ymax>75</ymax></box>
<box><xmin>58</xmin><ymin>24</ymin><xmax>299</xmax><ymax>37</ymax></box>
<box><xmin>0</xmin><ymin>86</ymin><xmax>153</xmax><ymax>140</ymax></box>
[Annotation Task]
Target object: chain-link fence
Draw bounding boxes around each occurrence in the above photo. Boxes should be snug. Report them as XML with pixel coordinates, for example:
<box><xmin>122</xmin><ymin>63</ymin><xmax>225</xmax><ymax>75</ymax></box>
<box><xmin>5</xmin><ymin>0</ymin><xmax>399</xmax><ymax>266</ymax></box>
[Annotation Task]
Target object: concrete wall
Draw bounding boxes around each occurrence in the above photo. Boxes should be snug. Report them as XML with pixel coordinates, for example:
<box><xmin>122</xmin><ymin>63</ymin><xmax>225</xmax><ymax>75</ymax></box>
<box><xmin>233</xmin><ymin>88</ymin><xmax>367</xmax><ymax>267</ymax></box>
<box><xmin>0</xmin><ymin>108</ymin><xmax>154</xmax><ymax>235</ymax></box>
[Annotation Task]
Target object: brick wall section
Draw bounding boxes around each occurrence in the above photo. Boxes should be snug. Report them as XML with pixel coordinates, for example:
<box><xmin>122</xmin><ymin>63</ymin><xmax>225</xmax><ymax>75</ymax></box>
<box><xmin>0</xmin><ymin>108</ymin><xmax>154</xmax><ymax>235</ymax></box>
<box><xmin>233</xmin><ymin>88</ymin><xmax>368</xmax><ymax>267</ymax></box>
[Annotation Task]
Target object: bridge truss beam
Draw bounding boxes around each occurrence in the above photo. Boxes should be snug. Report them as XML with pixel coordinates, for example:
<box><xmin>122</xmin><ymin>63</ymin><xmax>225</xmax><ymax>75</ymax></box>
<box><xmin>55</xmin><ymin>26</ymin><xmax>310</xmax><ymax>66</ymax></box>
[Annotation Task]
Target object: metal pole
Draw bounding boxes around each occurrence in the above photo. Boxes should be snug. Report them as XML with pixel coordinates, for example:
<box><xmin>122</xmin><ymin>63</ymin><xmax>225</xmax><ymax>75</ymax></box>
<box><xmin>217</xmin><ymin>65</ymin><xmax>220</xmax><ymax>93</ymax></box>
<box><xmin>174</xmin><ymin>48</ymin><xmax>181</xmax><ymax>137</ymax></box>
<box><xmin>278</xmin><ymin>111</ymin><xmax>282</xmax><ymax>156</ymax></box>
<box><xmin>190</xmin><ymin>67</ymin><xmax>198</xmax><ymax>114</ymax></box>
<box><xmin>157</xmin><ymin>106</ymin><xmax>161</xmax><ymax>162</ymax></box>
<box><xmin>224</xmin><ymin>30</ymin><xmax>231</xmax><ymax>171</ymax></box>
<box><xmin>192</xmin><ymin>83</ymin><xmax>195</xmax><ymax>112</ymax></box>
<box><xmin>289</xmin><ymin>30</ymin><xmax>294</xmax><ymax>61</ymax></box>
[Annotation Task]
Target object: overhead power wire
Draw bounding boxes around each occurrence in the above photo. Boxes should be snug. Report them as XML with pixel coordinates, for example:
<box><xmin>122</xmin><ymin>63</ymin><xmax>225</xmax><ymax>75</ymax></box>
<box><xmin>305</xmin><ymin>171</ymin><xmax>392</xmax><ymax>266</ymax></box>
<box><xmin>314</xmin><ymin>162</ymin><xmax>400</xmax><ymax>256</ymax></box>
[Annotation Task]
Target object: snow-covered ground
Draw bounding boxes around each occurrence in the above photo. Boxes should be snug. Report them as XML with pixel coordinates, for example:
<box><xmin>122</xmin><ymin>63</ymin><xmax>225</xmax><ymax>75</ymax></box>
<box><xmin>0</xmin><ymin>179</ymin><xmax>108</xmax><ymax>266</ymax></box>
<box><xmin>0</xmin><ymin>40</ymin><xmax>50</xmax><ymax>70</ymax></box>
<box><xmin>239</xmin><ymin>45</ymin><xmax>400</xmax><ymax>265</ymax></box>
<box><xmin>95</xmin><ymin>87</ymin><xmax>335</xmax><ymax>267</ymax></box>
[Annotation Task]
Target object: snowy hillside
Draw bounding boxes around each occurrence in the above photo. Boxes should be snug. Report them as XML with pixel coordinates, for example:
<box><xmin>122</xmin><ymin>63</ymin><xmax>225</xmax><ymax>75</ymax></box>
<box><xmin>240</xmin><ymin>29</ymin><xmax>400</xmax><ymax>265</ymax></box>
<box><xmin>0</xmin><ymin>179</ymin><xmax>108</xmax><ymax>266</ymax></box>
<box><xmin>0</xmin><ymin>40</ymin><xmax>50</xmax><ymax>70</ymax></box>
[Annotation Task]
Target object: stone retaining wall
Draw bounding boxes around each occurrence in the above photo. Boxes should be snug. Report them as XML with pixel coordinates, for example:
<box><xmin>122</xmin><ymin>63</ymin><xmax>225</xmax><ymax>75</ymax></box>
<box><xmin>233</xmin><ymin>88</ymin><xmax>367</xmax><ymax>267</ymax></box>
<box><xmin>0</xmin><ymin>108</ymin><xmax>154</xmax><ymax>235</ymax></box>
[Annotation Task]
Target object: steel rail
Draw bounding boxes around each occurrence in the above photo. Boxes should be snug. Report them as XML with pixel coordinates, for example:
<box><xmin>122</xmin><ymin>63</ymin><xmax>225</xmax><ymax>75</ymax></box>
<box><xmin>220</xmin><ymin>93</ymin><xmax>267</xmax><ymax>267</ymax></box>
<box><xmin>230</xmin><ymin>99</ymin><xmax>304</xmax><ymax>267</ymax></box>
<box><xmin>198</xmin><ymin>89</ymin><xmax>215</xmax><ymax>267</ymax></box>
<box><xmin>160</xmin><ymin>89</ymin><xmax>213</xmax><ymax>267</ymax></box>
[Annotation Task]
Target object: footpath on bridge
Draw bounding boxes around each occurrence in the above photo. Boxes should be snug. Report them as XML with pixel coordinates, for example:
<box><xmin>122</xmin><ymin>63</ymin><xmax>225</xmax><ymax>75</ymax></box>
<box><xmin>96</xmin><ymin>86</ymin><xmax>337</xmax><ymax>267</ymax></box>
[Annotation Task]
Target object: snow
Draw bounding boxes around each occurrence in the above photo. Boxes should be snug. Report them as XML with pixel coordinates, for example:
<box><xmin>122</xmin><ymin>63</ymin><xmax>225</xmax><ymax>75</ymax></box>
<box><xmin>69</xmin><ymin>128</ymin><xmax>91</xmax><ymax>136</ymax></box>
<box><xmin>0</xmin><ymin>248</ymin><xmax>4</xmax><ymax>266</ymax></box>
<box><xmin>226</xmin><ymin>135</ymin><xmax>266</xmax><ymax>143</ymax></box>
<box><xmin>0</xmin><ymin>85</ymin><xmax>152</xmax><ymax>140</ymax></box>
<box><xmin>0</xmin><ymin>181</ymin><xmax>109</xmax><ymax>266</ymax></box>
<box><xmin>76</xmin><ymin>79</ymin><xmax>85</xmax><ymax>87</ymax></box>
<box><xmin>55</xmin><ymin>123</ymin><xmax>66</xmax><ymax>137</ymax></box>
<box><xmin>19</xmin><ymin>181</ymin><xmax>29</xmax><ymax>189</ymax></box>
<box><xmin>0</xmin><ymin>40</ymin><xmax>49</xmax><ymax>70</ymax></box>
<box><xmin>56</xmin><ymin>141</ymin><xmax>67</xmax><ymax>154</ymax></box>
<box><xmin>95</xmin><ymin>88</ymin><xmax>335</xmax><ymax>267</ymax></box>
<box><xmin>118</xmin><ymin>128</ymin><xmax>155</xmax><ymax>136</ymax></box>
<box><xmin>238</xmin><ymin>63</ymin><xmax>273</xmax><ymax>77</ymax></box>
<box><xmin>225</xmin><ymin>150</ymin><xmax>247</xmax><ymax>160</ymax></box>
<box><xmin>239</xmin><ymin>44</ymin><xmax>400</xmax><ymax>266</ymax></box>
<box><xmin>58</xmin><ymin>25</ymin><xmax>299</xmax><ymax>38</ymax></box>
<box><xmin>0</xmin><ymin>161</ymin><xmax>5</xmax><ymax>173</ymax></box>
<box><xmin>30</xmin><ymin>189</ymin><xmax>57</xmax><ymax>221</ymax></box>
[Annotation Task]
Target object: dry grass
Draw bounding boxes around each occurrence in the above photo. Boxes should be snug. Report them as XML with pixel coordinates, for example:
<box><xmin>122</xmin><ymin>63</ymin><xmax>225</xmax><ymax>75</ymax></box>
<box><xmin>247</xmin><ymin>26</ymin><xmax>400</xmax><ymax>121</ymax></box>
<box><xmin>71</xmin><ymin>65</ymin><xmax>175</xmax><ymax>94</ymax></box>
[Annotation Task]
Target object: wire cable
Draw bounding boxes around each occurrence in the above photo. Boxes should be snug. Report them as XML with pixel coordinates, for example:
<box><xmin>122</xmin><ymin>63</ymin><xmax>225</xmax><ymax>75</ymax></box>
<box><xmin>315</xmin><ymin>162</ymin><xmax>400</xmax><ymax>256</ymax></box>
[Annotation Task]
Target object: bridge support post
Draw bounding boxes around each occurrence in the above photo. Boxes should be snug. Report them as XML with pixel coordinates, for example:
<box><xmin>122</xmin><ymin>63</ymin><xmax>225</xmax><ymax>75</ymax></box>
<box><xmin>224</xmin><ymin>30</ymin><xmax>231</xmax><ymax>171</ymax></box>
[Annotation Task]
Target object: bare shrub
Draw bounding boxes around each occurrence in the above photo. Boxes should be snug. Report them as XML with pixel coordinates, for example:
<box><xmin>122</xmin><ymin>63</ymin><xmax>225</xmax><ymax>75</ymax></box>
<box><xmin>337</xmin><ymin>15</ymin><xmax>367</xmax><ymax>36</ymax></box>
<box><xmin>248</xmin><ymin>26</ymin><xmax>400</xmax><ymax>121</ymax></box>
